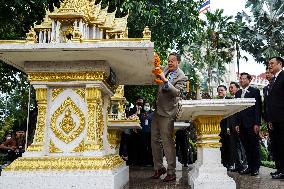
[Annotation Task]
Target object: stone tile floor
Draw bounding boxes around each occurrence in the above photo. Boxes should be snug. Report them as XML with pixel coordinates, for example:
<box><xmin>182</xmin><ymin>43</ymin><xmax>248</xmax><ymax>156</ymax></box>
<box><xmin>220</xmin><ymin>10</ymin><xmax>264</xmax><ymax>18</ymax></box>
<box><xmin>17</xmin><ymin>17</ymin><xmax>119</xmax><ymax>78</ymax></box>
<box><xmin>124</xmin><ymin>166</ymin><xmax>284</xmax><ymax>189</ymax></box>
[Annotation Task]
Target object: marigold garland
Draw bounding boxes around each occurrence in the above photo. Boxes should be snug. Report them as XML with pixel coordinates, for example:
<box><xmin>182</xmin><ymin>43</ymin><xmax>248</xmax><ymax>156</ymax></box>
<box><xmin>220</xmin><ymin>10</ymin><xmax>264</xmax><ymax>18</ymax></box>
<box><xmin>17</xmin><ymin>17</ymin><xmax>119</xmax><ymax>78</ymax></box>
<box><xmin>151</xmin><ymin>52</ymin><xmax>163</xmax><ymax>84</ymax></box>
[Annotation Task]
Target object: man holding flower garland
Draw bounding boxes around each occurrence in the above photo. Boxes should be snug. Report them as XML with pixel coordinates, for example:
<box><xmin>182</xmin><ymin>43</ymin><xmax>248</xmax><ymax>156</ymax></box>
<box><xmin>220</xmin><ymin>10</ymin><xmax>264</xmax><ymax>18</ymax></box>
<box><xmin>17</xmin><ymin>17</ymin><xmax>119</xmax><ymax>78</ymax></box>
<box><xmin>150</xmin><ymin>52</ymin><xmax>187</xmax><ymax>182</ymax></box>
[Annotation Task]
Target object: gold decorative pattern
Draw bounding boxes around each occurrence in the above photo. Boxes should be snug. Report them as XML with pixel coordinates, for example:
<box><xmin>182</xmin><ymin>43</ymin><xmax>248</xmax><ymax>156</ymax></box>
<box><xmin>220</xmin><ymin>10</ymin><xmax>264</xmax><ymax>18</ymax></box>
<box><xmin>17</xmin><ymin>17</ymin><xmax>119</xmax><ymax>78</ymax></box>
<box><xmin>72</xmin><ymin>140</ymin><xmax>85</xmax><ymax>152</ymax></box>
<box><xmin>4</xmin><ymin>154</ymin><xmax>124</xmax><ymax>171</ymax></box>
<box><xmin>198</xmin><ymin>135</ymin><xmax>221</xmax><ymax>141</ymax></box>
<box><xmin>193</xmin><ymin>115</ymin><xmax>223</xmax><ymax>149</ymax></box>
<box><xmin>143</xmin><ymin>26</ymin><xmax>151</xmax><ymax>40</ymax></box>
<box><xmin>26</xmin><ymin>144</ymin><xmax>43</xmax><ymax>152</ymax></box>
<box><xmin>196</xmin><ymin>142</ymin><xmax>222</xmax><ymax>148</ymax></box>
<box><xmin>107</xmin><ymin>130</ymin><xmax>121</xmax><ymax>149</ymax></box>
<box><xmin>194</xmin><ymin>116</ymin><xmax>223</xmax><ymax>136</ymax></box>
<box><xmin>50</xmin><ymin>97</ymin><xmax>85</xmax><ymax>143</ymax></box>
<box><xmin>27</xmin><ymin>88</ymin><xmax>48</xmax><ymax>152</ymax></box>
<box><xmin>95</xmin><ymin>93</ymin><xmax>104</xmax><ymax>149</ymax></box>
<box><xmin>74</xmin><ymin>88</ymin><xmax>85</xmax><ymax>99</ymax></box>
<box><xmin>49</xmin><ymin>140</ymin><xmax>63</xmax><ymax>153</ymax></box>
<box><xmin>26</xmin><ymin>28</ymin><xmax>37</xmax><ymax>43</ymax></box>
<box><xmin>27</xmin><ymin>72</ymin><xmax>107</xmax><ymax>82</ymax></box>
<box><xmin>85</xmin><ymin>88</ymin><xmax>104</xmax><ymax>150</ymax></box>
<box><xmin>60</xmin><ymin>108</ymin><xmax>76</xmax><ymax>134</ymax></box>
<box><xmin>52</xmin><ymin>88</ymin><xmax>64</xmax><ymax>101</ymax></box>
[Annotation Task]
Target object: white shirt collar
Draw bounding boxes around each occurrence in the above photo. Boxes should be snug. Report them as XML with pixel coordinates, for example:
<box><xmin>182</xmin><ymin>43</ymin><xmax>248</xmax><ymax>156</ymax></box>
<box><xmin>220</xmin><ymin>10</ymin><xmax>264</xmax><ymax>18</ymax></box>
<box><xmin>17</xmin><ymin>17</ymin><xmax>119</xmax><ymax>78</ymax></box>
<box><xmin>274</xmin><ymin>69</ymin><xmax>282</xmax><ymax>79</ymax></box>
<box><xmin>241</xmin><ymin>86</ymin><xmax>249</xmax><ymax>91</ymax></box>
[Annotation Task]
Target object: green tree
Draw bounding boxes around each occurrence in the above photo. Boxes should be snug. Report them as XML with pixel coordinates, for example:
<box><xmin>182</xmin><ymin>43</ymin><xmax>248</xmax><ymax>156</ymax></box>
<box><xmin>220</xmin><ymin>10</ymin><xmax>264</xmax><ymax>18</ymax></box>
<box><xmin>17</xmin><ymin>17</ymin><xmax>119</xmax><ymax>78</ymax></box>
<box><xmin>184</xmin><ymin>9</ymin><xmax>235</xmax><ymax>96</ymax></box>
<box><xmin>238</xmin><ymin>0</ymin><xmax>284</xmax><ymax>63</ymax></box>
<box><xmin>121</xmin><ymin>0</ymin><xmax>201</xmax><ymax>60</ymax></box>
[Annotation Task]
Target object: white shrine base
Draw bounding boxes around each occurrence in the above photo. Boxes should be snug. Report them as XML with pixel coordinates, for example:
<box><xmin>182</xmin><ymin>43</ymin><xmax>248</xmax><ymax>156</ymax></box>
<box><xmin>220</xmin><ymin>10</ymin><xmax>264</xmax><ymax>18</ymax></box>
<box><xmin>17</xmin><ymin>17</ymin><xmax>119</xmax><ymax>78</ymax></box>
<box><xmin>0</xmin><ymin>165</ymin><xmax>129</xmax><ymax>189</ymax></box>
<box><xmin>189</xmin><ymin>148</ymin><xmax>236</xmax><ymax>189</ymax></box>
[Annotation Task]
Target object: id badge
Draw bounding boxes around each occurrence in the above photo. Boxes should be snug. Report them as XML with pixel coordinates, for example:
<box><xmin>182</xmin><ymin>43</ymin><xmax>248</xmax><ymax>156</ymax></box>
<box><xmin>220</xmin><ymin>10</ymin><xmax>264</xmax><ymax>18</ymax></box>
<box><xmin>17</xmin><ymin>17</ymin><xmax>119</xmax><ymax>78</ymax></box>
<box><xmin>145</xmin><ymin>119</ymin><xmax>149</xmax><ymax>126</ymax></box>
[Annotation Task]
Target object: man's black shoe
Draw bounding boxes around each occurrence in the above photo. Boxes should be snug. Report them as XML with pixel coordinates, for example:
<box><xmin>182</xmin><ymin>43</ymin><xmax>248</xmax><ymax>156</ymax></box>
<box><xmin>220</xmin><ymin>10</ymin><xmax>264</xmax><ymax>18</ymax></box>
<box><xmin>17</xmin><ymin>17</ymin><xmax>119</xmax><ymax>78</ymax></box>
<box><xmin>239</xmin><ymin>168</ymin><xmax>251</xmax><ymax>175</ymax></box>
<box><xmin>270</xmin><ymin>171</ymin><xmax>279</xmax><ymax>176</ymax></box>
<box><xmin>251</xmin><ymin>170</ymin><xmax>259</xmax><ymax>176</ymax></box>
<box><xmin>271</xmin><ymin>172</ymin><xmax>284</xmax><ymax>179</ymax></box>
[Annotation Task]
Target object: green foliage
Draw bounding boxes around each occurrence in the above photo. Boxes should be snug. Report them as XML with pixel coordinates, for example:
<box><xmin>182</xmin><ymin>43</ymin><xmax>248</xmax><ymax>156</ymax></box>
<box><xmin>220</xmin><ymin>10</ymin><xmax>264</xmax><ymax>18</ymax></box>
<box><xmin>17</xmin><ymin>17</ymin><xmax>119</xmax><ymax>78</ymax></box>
<box><xmin>0</xmin><ymin>117</ymin><xmax>14</xmax><ymax>143</ymax></box>
<box><xmin>124</xmin><ymin>85</ymin><xmax>158</xmax><ymax>104</ymax></box>
<box><xmin>260</xmin><ymin>143</ymin><xmax>269</xmax><ymax>161</ymax></box>
<box><xmin>121</xmin><ymin>0</ymin><xmax>201</xmax><ymax>60</ymax></box>
<box><xmin>238</xmin><ymin>0</ymin><xmax>284</xmax><ymax>63</ymax></box>
<box><xmin>184</xmin><ymin>9</ymin><xmax>236</xmax><ymax>95</ymax></box>
<box><xmin>261</xmin><ymin>160</ymin><xmax>276</xmax><ymax>169</ymax></box>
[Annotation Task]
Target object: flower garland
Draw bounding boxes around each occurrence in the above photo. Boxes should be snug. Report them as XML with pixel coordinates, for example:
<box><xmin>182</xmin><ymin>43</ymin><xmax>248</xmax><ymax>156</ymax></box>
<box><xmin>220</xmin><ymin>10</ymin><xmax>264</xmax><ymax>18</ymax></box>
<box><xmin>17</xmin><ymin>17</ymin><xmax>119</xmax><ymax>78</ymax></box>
<box><xmin>151</xmin><ymin>52</ymin><xmax>163</xmax><ymax>84</ymax></box>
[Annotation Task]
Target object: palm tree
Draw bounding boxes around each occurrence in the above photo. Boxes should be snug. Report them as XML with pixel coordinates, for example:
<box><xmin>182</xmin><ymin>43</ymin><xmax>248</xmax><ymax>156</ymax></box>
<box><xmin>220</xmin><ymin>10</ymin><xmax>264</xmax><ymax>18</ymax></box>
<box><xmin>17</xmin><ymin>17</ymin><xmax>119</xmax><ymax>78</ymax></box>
<box><xmin>239</xmin><ymin>0</ymin><xmax>284</xmax><ymax>63</ymax></box>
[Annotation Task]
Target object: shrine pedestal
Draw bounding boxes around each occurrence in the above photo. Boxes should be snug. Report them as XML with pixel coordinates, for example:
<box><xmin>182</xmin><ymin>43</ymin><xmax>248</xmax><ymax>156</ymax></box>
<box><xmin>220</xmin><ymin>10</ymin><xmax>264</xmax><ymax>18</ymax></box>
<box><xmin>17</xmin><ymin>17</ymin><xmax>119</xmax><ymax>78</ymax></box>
<box><xmin>1</xmin><ymin>165</ymin><xmax>128</xmax><ymax>189</ymax></box>
<box><xmin>177</xmin><ymin>99</ymin><xmax>256</xmax><ymax>189</ymax></box>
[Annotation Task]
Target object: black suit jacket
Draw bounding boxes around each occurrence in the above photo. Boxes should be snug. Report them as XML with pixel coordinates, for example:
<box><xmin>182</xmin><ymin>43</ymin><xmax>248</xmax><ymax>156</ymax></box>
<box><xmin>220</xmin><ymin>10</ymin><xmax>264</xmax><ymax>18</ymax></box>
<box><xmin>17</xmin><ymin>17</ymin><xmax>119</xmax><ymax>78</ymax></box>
<box><xmin>263</xmin><ymin>85</ymin><xmax>269</xmax><ymax>122</ymax></box>
<box><xmin>235</xmin><ymin>86</ymin><xmax>262</xmax><ymax>128</ymax></box>
<box><xmin>268</xmin><ymin>70</ymin><xmax>284</xmax><ymax>123</ymax></box>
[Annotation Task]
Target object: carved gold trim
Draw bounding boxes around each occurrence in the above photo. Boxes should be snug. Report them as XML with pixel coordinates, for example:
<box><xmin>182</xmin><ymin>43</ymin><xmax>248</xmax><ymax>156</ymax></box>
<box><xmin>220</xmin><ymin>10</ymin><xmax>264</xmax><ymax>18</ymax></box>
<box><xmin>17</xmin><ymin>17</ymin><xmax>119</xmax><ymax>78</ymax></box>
<box><xmin>26</xmin><ymin>144</ymin><xmax>43</xmax><ymax>152</ymax></box>
<box><xmin>52</xmin><ymin>88</ymin><xmax>64</xmax><ymax>101</ymax></box>
<box><xmin>28</xmin><ymin>88</ymin><xmax>48</xmax><ymax>152</ymax></box>
<box><xmin>194</xmin><ymin>115</ymin><xmax>223</xmax><ymax>136</ymax></box>
<box><xmin>49</xmin><ymin>140</ymin><xmax>63</xmax><ymax>153</ymax></box>
<box><xmin>27</xmin><ymin>72</ymin><xmax>107</xmax><ymax>82</ymax></box>
<box><xmin>4</xmin><ymin>155</ymin><xmax>124</xmax><ymax>171</ymax></box>
<box><xmin>107</xmin><ymin>130</ymin><xmax>121</xmax><ymax>149</ymax></box>
<box><xmin>74</xmin><ymin>88</ymin><xmax>85</xmax><ymax>99</ymax></box>
<box><xmin>196</xmin><ymin>142</ymin><xmax>222</xmax><ymax>148</ymax></box>
<box><xmin>85</xmin><ymin>87</ymin><xmax>104</xmax><ymax>150</ymax></box>
<box><xmin>50</xmin><ymin>97</ymin><xmax>85</xmax><ymax>143</ymax></box>
<box><xmin>0</xmin><ymin>40</ymin><xmax>27</xmax><ymax>44</ymax></box>
<box><xmin>198</xmin><ymin>135</ymin><xmax>221</xmax><ymax>141</ymax></box>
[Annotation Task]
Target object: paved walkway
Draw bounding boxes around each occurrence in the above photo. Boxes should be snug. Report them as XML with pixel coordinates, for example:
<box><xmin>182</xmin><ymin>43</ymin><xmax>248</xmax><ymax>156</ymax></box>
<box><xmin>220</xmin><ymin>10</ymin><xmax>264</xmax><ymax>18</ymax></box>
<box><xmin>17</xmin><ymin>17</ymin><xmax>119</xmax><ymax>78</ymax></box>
<box><xmin>124</xmin><ymin>166</ymin><xmax>284</xmax><ymax>189</ymax></box>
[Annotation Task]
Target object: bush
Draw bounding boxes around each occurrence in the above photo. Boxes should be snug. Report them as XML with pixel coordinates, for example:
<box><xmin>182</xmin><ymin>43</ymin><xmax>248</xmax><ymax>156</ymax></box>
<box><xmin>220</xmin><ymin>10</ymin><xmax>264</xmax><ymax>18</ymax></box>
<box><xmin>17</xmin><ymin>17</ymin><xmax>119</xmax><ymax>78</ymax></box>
<box><xmin>260</xmin><ymin>143</ymin><xmax>269</xmax><ymax>161</ymax></box>
<box><xmin>261</xmin><ymin>160</ymin><xmax>276</xmax><ymax>169</ymax></box>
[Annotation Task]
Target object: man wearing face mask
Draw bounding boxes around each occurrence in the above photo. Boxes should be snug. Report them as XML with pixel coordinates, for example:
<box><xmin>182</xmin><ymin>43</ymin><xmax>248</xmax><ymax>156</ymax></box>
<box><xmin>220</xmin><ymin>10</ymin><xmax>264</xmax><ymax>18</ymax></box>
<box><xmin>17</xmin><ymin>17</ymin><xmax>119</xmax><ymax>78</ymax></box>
<box><xmin>124</xmin><ymin>96</ymin><xmax>144</xmax><ymax>165</ymax></box>
<box><xmin>138</xmin><ymin>102</ymin><xmax>154</xmax><ymax>166</ymax></box>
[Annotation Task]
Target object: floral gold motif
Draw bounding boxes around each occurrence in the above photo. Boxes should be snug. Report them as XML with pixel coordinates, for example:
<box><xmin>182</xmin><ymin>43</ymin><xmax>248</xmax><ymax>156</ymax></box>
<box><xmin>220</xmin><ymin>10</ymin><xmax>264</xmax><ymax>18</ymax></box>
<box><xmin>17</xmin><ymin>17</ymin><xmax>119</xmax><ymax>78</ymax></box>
<box><xmin>60</xmin><ymin>108</ymin><xmax>77</xmax><ymax>134</ymax></box>
<box><xmin>52</xmin><ymin>88</ymin><xmax>64</xmax><ymax>101</ymax></box>
<box><xmin>4</xmin><ymin>154</ymin><xmax>124</xmax><ymax>171</ymax></box>
<box><xmin>72</xmin><ymin>140</ymin><xmax>85</xmax><ymax>152</ymax></box>
<box><xmin>74</xmin><ymin>88</ymin><xmax>85</xmax><ymax>99</ymax></box>
<box><xmin>49</xmin><ymin>140</ymin><xmax>63</xmax><ymax>153</ymax></box>
<box><xmin>50</xmin><ymin>97</ymin><xmax>85</xmax><ymax>143</ymax></box>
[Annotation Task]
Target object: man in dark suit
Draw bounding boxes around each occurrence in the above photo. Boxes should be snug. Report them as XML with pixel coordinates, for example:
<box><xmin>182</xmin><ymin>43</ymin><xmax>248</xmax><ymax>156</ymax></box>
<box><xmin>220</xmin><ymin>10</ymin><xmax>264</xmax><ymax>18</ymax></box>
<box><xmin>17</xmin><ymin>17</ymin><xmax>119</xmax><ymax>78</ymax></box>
<box><xmin>228</xmin><ymin>82</ymin><xmax>247</xmax><ymax>172</ymax></box>
<box><xmin>262</xmin><ymin>67</ymin><xmax>275</xmax><ymax>163</ymax></box>
<box><xmin>267</xmin><ymin>57</ymin><xmax>284</xmax><ymax>179</ymax></box>
<box><xmin>235</xmin><ymin>72</ymin><xmax>262</xmax><ymax>176</ymax></box>
<box><xmin>150</xmin><ymin>52</ymin><xmax>187</xmax><ymax>182</ymax></box>
<box><xmin>217</xmin><ymin>85</ymin><xmax>231</xmax><ymax>168</ymax></box>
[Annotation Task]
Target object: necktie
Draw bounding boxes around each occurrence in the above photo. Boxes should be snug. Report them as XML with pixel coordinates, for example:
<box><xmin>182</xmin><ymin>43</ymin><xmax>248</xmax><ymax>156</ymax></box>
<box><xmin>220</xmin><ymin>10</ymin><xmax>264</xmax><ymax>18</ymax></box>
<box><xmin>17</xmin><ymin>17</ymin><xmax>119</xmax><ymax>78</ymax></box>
<box><xmin>269</xmin><ymin>77</ymin><xmax>276</xmax><ymax>93</ymax></box>
<box><xmin>241</xmin><ymin>89</ymin><xmax>246</xmax><ymax>98</ymax></box>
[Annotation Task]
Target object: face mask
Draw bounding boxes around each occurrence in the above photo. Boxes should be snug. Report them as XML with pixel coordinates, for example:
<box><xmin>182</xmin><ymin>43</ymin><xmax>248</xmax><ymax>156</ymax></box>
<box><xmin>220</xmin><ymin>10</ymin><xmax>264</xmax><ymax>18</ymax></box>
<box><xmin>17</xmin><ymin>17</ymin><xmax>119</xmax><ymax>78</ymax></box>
<box><xmin>144</xmin><ymin>106</ymin><xmax>150</xmax><ymax>112</ymax></box>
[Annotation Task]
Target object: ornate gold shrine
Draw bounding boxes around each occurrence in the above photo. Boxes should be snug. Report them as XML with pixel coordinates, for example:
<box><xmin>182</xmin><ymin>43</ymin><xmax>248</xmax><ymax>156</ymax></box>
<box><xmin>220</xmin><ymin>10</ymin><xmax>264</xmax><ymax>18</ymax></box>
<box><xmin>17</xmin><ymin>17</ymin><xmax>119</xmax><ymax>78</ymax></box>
<box><xmin>22</xmin><ymin>0</ymin><xmax>151</xmax><ymax>43</ymax></box>
<box><xmin>1</xmin><ymin>0</ymin><xmax>147</xmax><ymax>173</ymax></box>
